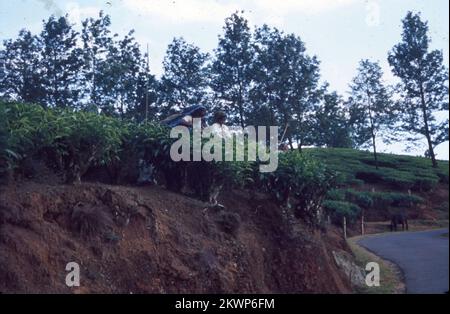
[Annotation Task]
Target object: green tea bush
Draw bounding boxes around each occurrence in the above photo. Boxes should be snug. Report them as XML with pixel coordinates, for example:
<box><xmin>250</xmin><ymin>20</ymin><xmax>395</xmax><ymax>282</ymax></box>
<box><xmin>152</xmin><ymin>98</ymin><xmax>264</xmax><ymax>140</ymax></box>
<box><xmin>0</xmin><ymin>101</ymin><xmax>125</xmax><ymax>183</ymax></box>
<box><xmin>355</xmin><ymin>169</ymin><xmax>384</xmax><ymax>183</ymax></box>
<box><xmin>0</xmin><ymin>105</ymin><xmax>10</xmax><ymax>178</ymax></box>
<box><xmin>323</xmin><ymin>188</ymin><xmax>424</xmax><ymax>223</ymax></box>
<box><xmin>307</xmin><ymin>148</ymin><xmax>448</xmax><ymax>192</ymax></box>
<box><xmin>347</xmin><ymin>178</ymin><xmax>365</xmax><ymax>186</ymax></box>
<box><xmin>50</xmin><ymin>110</ymin><xmax>125</xmax><ymax>183</ymax></box>
<box><xmin>437</xmin><ymin>172</ymin><xmax>449</xmax><ymax>184</ymax></box>
<box><xmin>360</xmin><ymin>158</ymin><xmax>397</xmax><ymax>168</ymax></box>
<box><xmin>1</xmin><ymin>101</ymin><xmax>338</xmax><ymax>228</ymax></box>
<box><xmin>258</xmin><ymin>151</ymin><xmax>336</xmax><ymax>224</ymax></box>
<box><xmin>0</xmin><ymin>102</ymin><xmax>57</xmax><ymax>177</ymax></box>
<box><xmin>0</xmin><ymin>103</ymin><xmax>55</xmax><ymax>164</ymax></box>
<box><xmin>344</xmin><ymin>189</ymin><xmax>373</xmax><ymax>209</ymax></box>
<box><xmin>372</xmin><ymin>192</ymin><xmax>424</xmax><ymax>208</ymax></box>
<box><xmin>322</xmin><ymin>200</ymin><xmax>361</xmax><ymax>225</ymax></box>
<box><xmin>110</xmin><ymin>121</ymin><xmax>174</xmax><ymax>184</ymax></box>
<box><xmin>326</xmin><ymin>188</ymin><xmax>346</xmax><ymax>201</ymax></box>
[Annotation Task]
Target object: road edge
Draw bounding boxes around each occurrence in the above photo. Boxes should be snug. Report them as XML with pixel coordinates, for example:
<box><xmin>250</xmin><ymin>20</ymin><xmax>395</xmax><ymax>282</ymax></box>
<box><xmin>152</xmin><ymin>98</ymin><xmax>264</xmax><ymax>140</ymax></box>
<box><xmin>347</xmin><ymin>235</ymin><xmax>406</xmax><ymax>294</ymax></box>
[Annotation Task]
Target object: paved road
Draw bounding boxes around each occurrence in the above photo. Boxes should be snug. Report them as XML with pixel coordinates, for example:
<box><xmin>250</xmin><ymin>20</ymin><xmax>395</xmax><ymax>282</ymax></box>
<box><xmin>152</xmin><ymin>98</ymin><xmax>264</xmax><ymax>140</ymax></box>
<box><xmin>358</xmin><ymin>229</ymin><xmax>449</xmax><ymax>294</ymax></box>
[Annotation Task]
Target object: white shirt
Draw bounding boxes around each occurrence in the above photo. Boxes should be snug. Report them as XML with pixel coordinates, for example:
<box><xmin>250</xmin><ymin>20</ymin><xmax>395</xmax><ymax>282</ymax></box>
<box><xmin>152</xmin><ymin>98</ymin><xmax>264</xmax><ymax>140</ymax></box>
<box><xmin>210</xmin><ymin>123</ymin><xmax>231</xmax><ymax>139</ymax></box>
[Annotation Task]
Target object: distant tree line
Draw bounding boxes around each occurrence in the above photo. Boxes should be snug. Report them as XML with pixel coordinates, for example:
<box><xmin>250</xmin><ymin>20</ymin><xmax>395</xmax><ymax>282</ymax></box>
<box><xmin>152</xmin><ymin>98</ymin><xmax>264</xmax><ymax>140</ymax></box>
<box><xmin>0</xmin><ymin>11</ymin><xmax>448</xmax><ymax>167</ymax></box>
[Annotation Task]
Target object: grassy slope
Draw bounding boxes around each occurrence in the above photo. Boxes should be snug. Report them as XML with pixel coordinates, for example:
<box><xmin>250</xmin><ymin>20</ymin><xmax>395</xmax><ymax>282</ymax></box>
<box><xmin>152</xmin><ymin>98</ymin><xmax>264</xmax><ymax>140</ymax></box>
<box><xmin>305</xmin><ymin>148</ymin><xmax>449</xmax><ymax>187</ymax></box>
<box><xmin>304</xmin><ymin>148</ymin><xmax>449</xmax><ymax>225</ymax></box>
<box><xmin>309</xmin><ymin>148</ymin><xmax>448</xmax><ymax>294</ymax></box>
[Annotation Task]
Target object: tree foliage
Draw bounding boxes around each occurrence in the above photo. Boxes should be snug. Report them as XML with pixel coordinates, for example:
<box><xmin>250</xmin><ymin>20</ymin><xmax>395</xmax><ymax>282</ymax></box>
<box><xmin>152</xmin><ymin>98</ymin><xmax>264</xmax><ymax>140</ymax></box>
<box><xmin>348</xmin><ymin>59</ymin><xmax>394</xmax><ymax>168</ymax></box>
<box><xmin>159</xmin><ymin>37</ymin><xmax>209</xmax><ymax>115</ymax></box>
<box><xmin>0</xmin><ymin>30</ymin><xmax>45</xmax><ymax>103</ymax></box>
<box><xmin>388</xmin><ymin>12</ymin><xmax>449</xmax><ymax>167</ymax></box>
<box><xmin>0</xmin><ymin>10</ymin><xmax>448</xmax><ymax>172</ymax></box>
<box><xmin>251</xmin><ymin>25</ymin><xmax>321</xmax><ymax>150</ymax></box>
<box><xmin>312</xmin><ymin>91</ymin><xmax>353</xmax><ymax>148</ymax></box>
<box><xmin>211</xmin><ymin>12</ymin><xmax>254</xmax><ymax>127</ymax></box>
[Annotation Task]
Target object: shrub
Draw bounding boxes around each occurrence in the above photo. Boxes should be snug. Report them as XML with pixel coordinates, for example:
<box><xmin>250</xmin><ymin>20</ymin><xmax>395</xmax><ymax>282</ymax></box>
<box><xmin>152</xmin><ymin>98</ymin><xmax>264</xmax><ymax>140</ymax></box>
<box><xmin>434</xmin><ymin>202</ymin><xmax>449</xmax><ymax>212</ymax></box>
<box><xmin>412</xmin><ymin>176</ymin><xmax>439</xmax><ymax>192</ymax></box>
<box><xmin>259</xmin><ymin>151</ymin><xmax>335</xmax><ymax>214</ymax></box>
<box><xmin>1</xmin><ymin>102</ymin><xmax>337</xmax><ymax>227</ymax></box>
<box><xmin>371</xmin><ymin>192</ymin><xmax>423</xmax><ymax>208</ymax></box>
<box><xmin>355</xmin><ymin>169</ymin><xmax>384</xmax><ymax>183</ymax></box>
<box><xmin>261</xmin><ymin>151</ymin><xmax>332</xmax><ymax>197</ymax></box>
<box><xmin>322</xmin><ymin>200</ymin><xmax>361</xmax><ymax>225</ymax></box>
<box><xmin>0</xmin><ymin>105</ymin><xmax>10</xmax><ymax>178</ymax></box>
<box><xmin>0</xmin><ymin>102</ymin><xmax>56</xmax><ymax>175</ymax></box>
<box><xmin>326</xmin><ymin>189</ymin><xmax>346</xmax><ymax>201</ymax></box>
<box><xmin>344</xmin><ymin>189</ymin><xmax>373</xmax><ymax>209</ymax></box>
<box><xmin>361</xmin><ymin>158</ymin><xmax>397</xmax><ymax>168</ymax></box>
<box><xmin>324</xmin><ymin>188</ymin><xmax>424</xmax><ymax>220</ymax></box>
<box><xmin>306</xmin><ymin>147</ymin><xmax>448</xmax><ymax>192</ymax></box>
<box><xmin>0</xmin><ymin>102</ymin><xmax>127</xmax><ymax>183</ymax></box>
<box><xmin>347</xmin><ymin>178</ymin><xmax>365</xmax><ymax>186</ymax></box>
<box><xmin>48</xmin><ymin>110</ymin><xmax>125</xmax><ymax>183</ymax></box>
<box><xmin>109</xmin><ymin>121</ymin><xmax>173</xmax><ymax>184</ymax></box>
<box><xmin>385</xmin><ymin>192</ymin><xmax>423</xmax><ymax>207</ymax></box>
<box><xmin>436</xmin><ymin>172</ymin><xmax>449</xmax><ymax>184</ymax></box>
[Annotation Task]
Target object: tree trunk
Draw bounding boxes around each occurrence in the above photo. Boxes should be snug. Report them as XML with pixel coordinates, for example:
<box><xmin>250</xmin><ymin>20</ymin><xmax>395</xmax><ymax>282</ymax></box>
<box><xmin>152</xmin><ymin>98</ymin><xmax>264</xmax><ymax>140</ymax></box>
<box><xmin>361</xmin><ymin>213</ymin><xmax>365</xmax><ymax>235</ymax></box>
<box><xmin>367</xmin><ymin>90</ymin><xmax>379</xmax><ymax>169</ymax></box>
<box><xmin>343</xmin><ymin>217</ymin><xmax>347</xmax><ymax>239</ymax></box>
<box><xmin>53</xmin><ymin>52</ymin><xmax>59</xmax><ymax>107</ymax></box>
<box><xmin>371</xmin><ymin>132</ymin><xmax>378</xmax><ymax>169</ymax></box>
<box><xmin>288</xmin><ymin>136</ymin><xmax>294</xmax><ymax>150</ymax></box>
<box><xmin>238</xmin><ymin>103</ymin><xmax>244</xmax><ymax>128</ymax></box>
<box><xmin>237</xmin><ymin>86</ymin><xmax>245</xmax><ymax>128</ymax></box>
<box><xmin>92</xmin><ymin>56</ymin><xmax>97</xmax><ymax>105</ymax></box>
<box><xmin>419</xmin><ymin>84</ymin><xmax>438</xmax><ymax>168</ymax></box>
<box><xmin>297</xmin><ymin>138</ymin><xmax>303</xmax><ymax>153</ymax></box>
<box><xmin>237</xmin><ymin>67</ymin><xmax>245</xmax><ymax>128</ymax></box>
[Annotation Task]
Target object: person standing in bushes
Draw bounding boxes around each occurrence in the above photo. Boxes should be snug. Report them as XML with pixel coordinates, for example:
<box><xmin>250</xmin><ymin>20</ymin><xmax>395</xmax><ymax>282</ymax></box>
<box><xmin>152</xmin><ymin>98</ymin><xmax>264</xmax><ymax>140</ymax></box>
<box><xmin>196</xmin><ymin>110</ymin><xmax>231</xmax><ymax>206</ymax></box>
<box><xmin>160</xmin><ymin>105</ymin><xmax>208</xmax><ymax>192</ymax></box>
<box><xmin>210</xmin><ymin>110</ymin><xmax>231</xmax><ymax>139</ymax></box>
<box><xmin>138</xmin><ymin>105</ymin><xmax>208</xmax><ymax>187</ymax></box>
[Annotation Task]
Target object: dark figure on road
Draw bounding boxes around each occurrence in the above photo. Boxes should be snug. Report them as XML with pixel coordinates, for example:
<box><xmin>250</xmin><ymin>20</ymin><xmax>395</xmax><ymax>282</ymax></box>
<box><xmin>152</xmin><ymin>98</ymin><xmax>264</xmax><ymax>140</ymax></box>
<box><xmin>390</xmin><ymin>213</ymin><xmax>408</xmax><ymax>231</ymax></box>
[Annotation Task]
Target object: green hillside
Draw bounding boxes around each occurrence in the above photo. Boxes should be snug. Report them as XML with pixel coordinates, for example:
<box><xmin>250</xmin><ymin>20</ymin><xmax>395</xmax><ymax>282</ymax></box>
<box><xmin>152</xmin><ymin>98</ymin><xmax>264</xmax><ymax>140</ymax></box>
<box><xmin>305</xmin><ymin>148</ymin><xmax>449</xmax><ymax>224</ymax></box>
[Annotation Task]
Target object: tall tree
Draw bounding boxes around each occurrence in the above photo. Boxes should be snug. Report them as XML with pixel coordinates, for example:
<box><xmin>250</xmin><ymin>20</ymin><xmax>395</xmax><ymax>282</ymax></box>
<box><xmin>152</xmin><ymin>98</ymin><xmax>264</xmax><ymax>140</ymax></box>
<box><xmin>128</xmin><ymin>70</ymin><xmax>158</xmax><ymax>121</ymax></box>
<box><xmin>211</xmin><ymin>12</ymin><xmax>254</xmax><ymax>127</ymax></box>
<box><xmin>388</xmin><ymin>12</ymin><xmax>449</xmax><ymax>167</ymax></box>
<box><xmin>99</xmin><ymin>30</ymin><xmax>148</xmax><ymax>117</ymax></box>
<box><xmin>348</xmin><ymin>59</ymin><xmax>393</xmax><ymax>169</ymax></box>
<box><xmin>0</xmin><ymin>30</ymin><xmax>45</xmax><ymax>104</ymax></box>
<box><xmin>313</xmin><ymin>91</ymin><xmax>352</xmax><ymax>148</ymax></box>
<box><xmin>252</xmin><ymin>25</ymin><xmax>321</xmax><ymax>150</ymax></box>
<box><xmin>159</xmin><ymin>37</ymin><xmax>209</xmax><ymax>115</ymax></box>
<box><xmin>251</xmin><ymin>26</ymin><xmax>291</xmax><ymax>143</ymax></box>
<box><xmin>40</xmin><ymin>15</ymin><xmax>83</xmax><ymax>108</ymax></box>
<box><xmin>81</xmin><ymin>11</ymin><xmax>113</xmax><ymax>107</ymax></box>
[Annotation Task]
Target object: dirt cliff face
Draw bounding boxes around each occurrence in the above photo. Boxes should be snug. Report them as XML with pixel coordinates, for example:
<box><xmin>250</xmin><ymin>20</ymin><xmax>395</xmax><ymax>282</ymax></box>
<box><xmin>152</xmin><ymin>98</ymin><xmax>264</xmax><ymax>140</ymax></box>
<box><xmin>0</xmin><ymin>181</ymin><xmax>351</xmax><ymax>293</ymax></box>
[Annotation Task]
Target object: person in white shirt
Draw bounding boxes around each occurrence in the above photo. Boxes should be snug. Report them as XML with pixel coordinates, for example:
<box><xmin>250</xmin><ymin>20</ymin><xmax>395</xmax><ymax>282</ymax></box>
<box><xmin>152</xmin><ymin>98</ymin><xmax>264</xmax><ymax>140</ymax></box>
<box><xmin>210</xmin><ymin>110</ymin><xmax>231</xmax><ymax>139</ymax></box>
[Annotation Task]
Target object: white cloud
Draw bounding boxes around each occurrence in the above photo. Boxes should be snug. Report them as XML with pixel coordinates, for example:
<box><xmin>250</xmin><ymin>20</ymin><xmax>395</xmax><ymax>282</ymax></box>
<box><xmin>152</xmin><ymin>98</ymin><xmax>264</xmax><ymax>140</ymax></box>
<box><xmin>123</xmin><ymin>0</ymin><xmax>358</xmax><ymax>24</ymax></box>
<box><xmin>263</xmin><ymin>15</ymin><xmax>285</xmax><ymax>28</ymax></box>
<box><xmin>35</xmin><ymin>0</ymin><xmax>64</xmax><ymax>16</ymax></box>
<box><xmin>254</xmin><ymin>0</ymin><xmax>357</xmax><ymax>15</ymax></box>
<box><xmin>365</xmin><ymin>0</ymin><xmax>381</xmax><ymax>27</ymax></box>
<box><xmin>65</xmin><ymin>2</ymin><xmax>100</xmax><ymax>25</ymax></box>
<box><xmin>123</xmin><ymin>0</ymin><xmax>239</xmax><ymax>23</ymax></box>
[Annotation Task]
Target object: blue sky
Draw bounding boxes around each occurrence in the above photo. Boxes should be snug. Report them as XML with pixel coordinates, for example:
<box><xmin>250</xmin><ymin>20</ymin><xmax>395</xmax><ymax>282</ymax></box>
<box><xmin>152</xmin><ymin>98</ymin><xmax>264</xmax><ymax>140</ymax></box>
<box><xmin>1</xmin><ymin>0</ymin><xmax>449</xmax><ymax>159</ymax></box>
